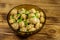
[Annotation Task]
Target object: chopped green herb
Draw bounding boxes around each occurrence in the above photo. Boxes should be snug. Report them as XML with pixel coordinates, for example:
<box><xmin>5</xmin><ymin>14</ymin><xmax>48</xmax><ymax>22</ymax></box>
<box><xmin>35</xmin><ymin>12</ymin><xmax>39</xmax><ymax>18</ymax></box>
<box><xmin>25</xmin><ymin>11</ymin><xmax>30</xmax><ymax>14</ymax></box>
<box><xmin>17</xmin><ymin>13</ymin><xmax>20</xmax><ymax>16</ymax></box>
<box><xmin>17</xmin><ymin>18</ymin><xmax>22</xmax><ymax>23</ymax></box>
<box><xmin>32</xmin><ymin>16</ymin><xmax>35</xmax><ymax>18</ymax></box>
<box><xmin>24</xmin><ymin>20</ymin><xmax>28</xmax><ymax>26</ymax></box>
<box><xmin>35</xmin><ymin>14</ymin><xmax>39</xmax><ymax>18</ymax></box>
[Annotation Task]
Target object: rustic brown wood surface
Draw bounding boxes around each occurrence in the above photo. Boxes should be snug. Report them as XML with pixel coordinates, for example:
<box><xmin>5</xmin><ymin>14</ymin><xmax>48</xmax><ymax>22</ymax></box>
<box><xmin>0</xmin><ymin>0</ymin><xmax>60</xmax><ymax>40</ymax></box>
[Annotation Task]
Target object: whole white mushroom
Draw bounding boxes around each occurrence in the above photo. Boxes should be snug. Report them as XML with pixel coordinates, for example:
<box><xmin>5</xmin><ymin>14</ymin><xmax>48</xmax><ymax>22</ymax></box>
<box><xmin>20</xmin><ymin>27</ymin><xmax>27</xmax><ymax>32</ymax></box>
<box><xmin>40</xmin><ymin>17</ymin><xmax>45</xmax><ymax>23</ymax></box>
<box><xmin>21</xmin><ymin>14</ymin><xmax>27</xmax><ymax>19</ymax></box>
<box><xmin>19</xmin><ymin>21</ymin><xmax>25</xmax><ymax>27</ymax></box>
<box><xmin>14</xmin><ymin>15</ymin><xmax>19</xmax><ymax>20</ymax></box>
<box><xmin>29</xmin><ymin>28</ymin><xmax>36</xmax><ymax>32</ymax></box>
<box><xmin>26</xmin><ymin>24</ymin><xmax>34</xmax><ymax>30</ymax></box>
<box><xmin>12</xmin><ymin>23</ymin><xmax>19</xmax><ymax>30</ymax></box>
<box><xmin>30</xmin><ymin>17</ymin><xmax>40</xmax><ymax>24</ymax></box>
<box><xmin>35</xmin><ymin>23</ymin><xmax>42</xmax><ymax>29</ymax></box>
<box><xmin>9</xmin><ymin>19</ymin><xmax>15</xmax><ymax>23</ymax></box>
<box><xmin>18</xmin><ymin>8</ymin><xmax>26</xmax><ymax>14</ymax></box>
<box><xmin>29</xmin><ymin>8</ymin><xmax>36</xmax><ymax>13</ymax></box>
<box><xmin>40</xmin><ymin>12</ymin><xmax>44</xmax><ymax>17</ymax></box>
<box><xmin>10</xmin><ymin>9</ymin><xmax>17</xmax><ymax>15</ymax></box>
<box><xmin>28</xmin><ymin>13</ymin><xmax>35</xmax><ymax>18</ymax></box>
<box><xmin>27</xmin><ymin>19</ymin><xmax>30</xmax><ymax>23</ymax></box>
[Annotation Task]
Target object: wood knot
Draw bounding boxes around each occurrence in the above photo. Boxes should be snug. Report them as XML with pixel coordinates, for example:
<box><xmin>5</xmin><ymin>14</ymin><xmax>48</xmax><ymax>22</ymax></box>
<box><xmin>48</xmin><ymin>29</ymin><xmax>56</xmax><ymax>33</ymax></box>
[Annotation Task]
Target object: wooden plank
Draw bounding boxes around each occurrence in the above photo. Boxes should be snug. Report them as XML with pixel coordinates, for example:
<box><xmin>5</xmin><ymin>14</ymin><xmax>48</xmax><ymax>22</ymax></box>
<box><xmin>46</xmin><ymin>17</ymin><xmax>60</xmax><ymax>23</ymax></box>
<box><xmin>0</xmin><ymin>15</ymin><xmax>7</xmax><ymax>22</ymax></box>
<box><xmin>38</xmin><ymin>24</ymin><xmax>60</xmax><ymax>40</ymax></box>
<box><xmin>25</xmin><ymin>0</ymin><xmax>60</xmax><ymax>4</ymax></box>
<box><xmin>0</xmin><ymin>33</ymin><xmax>59</xmax><ymax>40</ymax></box>
<box><xmin>0</xmin><ymin>4</ymin><xmax>15</xmax><ymax>14</ymax></box>
<box><xmin>0</xmin><ymin>0</ymin><xmax>60</xmax><ymax>6</ymax></box>
<box><xmin>0</xmin><ymin>33</ymin><xmax>52</xmax><ymax>40</ymax></box>
<box><xmin>0</xmin><ymin>34</ymin><xmax>20</xmax><ymax>40</ymax></box>
<box><xmin>0</xmin><ymin>0</ymin><xmax>25</xmax><ymax>5</ymax></box>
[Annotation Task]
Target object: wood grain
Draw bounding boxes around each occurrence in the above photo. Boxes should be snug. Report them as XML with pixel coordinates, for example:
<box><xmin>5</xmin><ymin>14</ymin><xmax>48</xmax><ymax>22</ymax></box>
<box><xmin>0</xmin><ymin>0</ymin><xmax>60</xmax><ymax>40</ymax></box>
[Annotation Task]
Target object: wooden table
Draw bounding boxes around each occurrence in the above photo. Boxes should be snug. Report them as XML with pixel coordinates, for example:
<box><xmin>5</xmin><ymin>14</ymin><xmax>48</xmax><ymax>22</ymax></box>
<box><xmin>0</xmin><ymin>0</ymin><xmax>60</xmax><ymax>40</ymax></box>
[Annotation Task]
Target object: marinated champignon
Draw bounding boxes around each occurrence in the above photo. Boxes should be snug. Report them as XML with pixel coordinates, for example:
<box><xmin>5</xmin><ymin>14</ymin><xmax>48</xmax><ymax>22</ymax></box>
<box><xmin>40</xmin><ymin>17</ymin><xmax>45</xmax><ymax>23</ymax></box>
<box><xmin>29</xmin><ymin>28</ymin><xmax>36</xmax><ymax>32</ymax></box>
<box><xmin>9</xmin><ymin>8</ymin><xmax>45</xmax><ymax>32</ymax></box>
<box><xmin>30</xmin><ymin>17</ymin><xmax>40</xmax><ymax>24</ymax></box>
<box><xmin>26</xmin><ymin>24</ymin><xmax>34</xmax><ymax>30</ymax></box>
<box><xmin>21</xmin><ymin>14</ymin><xmax>27</xmax><ymax>19</ymax></box>
<box><xmin>28</xmin><ymin>13</ymin><xmax>35</xmax><ymax>18</ymax></box>
<box><xmin>40</xmin><ymin>12</ymin><xmax>44</xmax><ymax>17</ymax></box>
<box><xmin>11</xmin><ymin>23</ymin><xmax>19</xmax><ymax>30</ymax></box>
<box><xmin>27</xmin><ymin>19</ymin><xmax>30</xmax><ymax>23</ymax></box>
<box><xmin>9</xmin><ymin>19</ymin><xmax>15</xmax><ymax>23</ymax></box>
<box><xmin>20</xmin><ymin>27</ymin><xmax>27</xmax><ymax>32</ymax></box>
<box><xmin>29</xmin><ymin>8</ymin><xmax>36</xmax><ymax>13</ymax></box>
<box><xmin>14</xmin><ymin>14</ymin><xmax>20</xmax><ymax>20</ymax></box>
<box><xmin>19</xmin><ymin>21</ymin><xmax>25</xmax><ymax>27</ymax></box>
<box><xmin>18</xmin><ymin>8</ymin><xmax>26</xmax><ymax>14</ymax></box>
<box><xmin>35</xmin><ymin>23</ymin><xmax>42</xmax><ymax>29</ymax></box>
<box><xmin>10</xmin><ymin>9</ymin><xmax>17</xmax><ymax>15</ymax></box>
